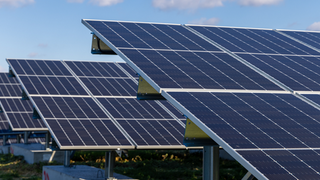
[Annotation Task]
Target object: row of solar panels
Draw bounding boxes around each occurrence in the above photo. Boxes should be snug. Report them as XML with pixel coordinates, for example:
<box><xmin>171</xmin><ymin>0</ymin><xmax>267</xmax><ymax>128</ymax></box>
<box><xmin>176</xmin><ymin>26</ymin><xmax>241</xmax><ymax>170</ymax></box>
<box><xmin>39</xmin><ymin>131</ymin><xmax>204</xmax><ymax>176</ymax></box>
<box><xmin>6</xmin><ymin>59</ymin><xmax>190</xmax><ymax>150</ymax></box>
<box><xmin>0</xmin><ymin>72</ymin><xmax>46</xmax><ymax>145</ymax></box>
<box><xmin>81</xmin><ymin>20</ymin><xmax>320</xmax><ymax>179</ymax></box>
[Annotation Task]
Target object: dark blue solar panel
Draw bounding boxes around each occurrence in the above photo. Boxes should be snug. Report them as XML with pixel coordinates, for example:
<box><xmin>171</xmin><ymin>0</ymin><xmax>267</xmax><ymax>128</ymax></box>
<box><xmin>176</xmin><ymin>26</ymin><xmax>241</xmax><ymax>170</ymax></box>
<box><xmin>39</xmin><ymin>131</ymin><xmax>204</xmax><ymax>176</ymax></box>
<box><xmin>80</xmin><ymin>77</ymin><xmax>137</xmax><ymax>96</ymax></box>
<box><xmin>238</xmin><ymin>54</ymin><xmax>320</xmax><ymax>91</ymax></box>
<box><xmin>0</xmin><ymin>85</ymin><xmax>21</xmax><ymax>96</ymax></box>
<box><xmin>1</xmin><ymin>99</ymin><xmax>32</xmax><ymax>112</ymax></box>
<box><xmin>7</xmin><ymin>59</ymin><xmax>72</xmax><ymax>76</ymax></box>
<box><xmin>118</xmin><ymin>63</ymin><xmax>138</xmax><ymax>78</ymax></box>
<box><xmin>19</xmin><ymin>76</ymin><xmax>88</xmax><ymax>95</ymax></box>
<box><xmin>169</xmin><ymin>92</ymin><xmax>320</xmax><ymax>149</ymax></box>
<box><xmin>121</xmin><ymin>49</ymin><xmax>282</xmax><ymax>90</ymax></box>
<box><xmin>0</xmin><ymin>73</ymin><xmax>18</xmax><ymax>84</ymax></box>
<box><xmin>189</xmin><ymin>26</ymin><xmax>320</xmax><ymax>55</ymax></box>
<box><xmin>280</xmin><ymin>30</ymin><xmax>320</xmax><ymax>51</ymax></box>
<box><xmin>238</xmin><ymin>150</ymin><xmax>296</xmax><ymax>179</ymax></box>
<box><xmin>87</xmin><ymin>20</ymin><xmax>221</xmax><ymax>51</ymax></box>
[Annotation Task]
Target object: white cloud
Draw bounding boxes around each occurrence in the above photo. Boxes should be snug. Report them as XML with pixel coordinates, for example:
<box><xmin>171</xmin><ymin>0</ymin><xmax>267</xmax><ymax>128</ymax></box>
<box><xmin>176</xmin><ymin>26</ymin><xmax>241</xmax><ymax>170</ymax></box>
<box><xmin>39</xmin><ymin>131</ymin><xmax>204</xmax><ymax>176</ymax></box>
<box><xmin>67</xmin><ymin>0</ymin><xmax>84</xmax><ymax>3</ymax></box>
<box><xmin>89</xmin><ymin>0</ymin><xmax>123</xmax><ymax>6</ymax></box>
<box><xmin>38</xmin><ymin>43</ymin><xmax>48</xmax><ymax>48</ymax></box>
<box><xmin>307</xmin><ymin>22</ymin><xmax>320</xmax><ymax>31</ymax></box>
<box><xmin>237</xmin><ymin>0</ymin><xmax>283</xmax><ymax>6</ymax></box>
<box><xmin>0</xmin><ymin>0</ymin><xmax>34</xmax><ymax>8</ymax></box>
<box><xmin>152</xmin><ymin>0</ymin><xmax>224</xmax><ymax>11</ymax></box>
<box><xmin>28</xmin><ymin>52</ymin><xmax>38</xmax><ymax>58</ymax></box>
<box><xmin>189</xmin><ymin>17</ymin><xmax>219</xmax><ymax>25</ymax></box>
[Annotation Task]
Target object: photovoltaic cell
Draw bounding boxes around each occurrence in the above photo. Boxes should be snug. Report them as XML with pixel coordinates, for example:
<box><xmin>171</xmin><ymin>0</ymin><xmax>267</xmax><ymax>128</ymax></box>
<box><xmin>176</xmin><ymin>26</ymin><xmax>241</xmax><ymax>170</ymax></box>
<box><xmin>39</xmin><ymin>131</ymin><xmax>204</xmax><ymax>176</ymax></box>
<box><xmin>82</xmin><ymin>19</ymin><xmax>320</xmax><ymax>179</ymax></box>
<box><xmin>237</xmin><ymin>54</ymin><xmax>320</xmax><ymax>91</ymax></box>
<box><xmin>280</xmin><ymin>30</ymin><xmax>320</xmax><ymax>51</ymax></box>
<box><xmin>189</xmin><ymin>25</ymin><xmax>320</xmax><ymax>55</ymax></box>
<box><xmin>8</xmin><ymin>59</ymin><xmax>186</xmax><ymax>149</ymax></box>
<box><xmin>1</xmin><ymin>98</ymin><xmax>46</xmax><ymax>130</ymax></box>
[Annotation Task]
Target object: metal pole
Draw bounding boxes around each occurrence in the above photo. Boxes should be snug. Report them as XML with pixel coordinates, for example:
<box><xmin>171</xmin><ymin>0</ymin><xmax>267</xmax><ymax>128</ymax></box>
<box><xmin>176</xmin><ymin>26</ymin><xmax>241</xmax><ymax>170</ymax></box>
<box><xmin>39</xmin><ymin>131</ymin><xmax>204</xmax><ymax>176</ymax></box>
<box><xmin>16</xmin><ymin>134</ymin><xmax>21</xmax><ymax>144</ymax></box>
<box><xmin>2</xmin><ymin>135</ymin><xmax>6</xmax><ymax>146</ymax></box>
<box><xmin>24</xmin><ymin>132</ymin><xmax>28</xmax><ymax>144</ymax></box>
<box><xmin>242</xmin><ymin>172</ymin><xmax>255</xmax><ymax>180</ymax></box>
<box><xmin>105</xmin><ymin>151</ymin><xmax>115</xmax><ymax>179</ymax></box>
<box><xmin>203</xmin><ymin>146</ymin><xmax>219</xmax><ymax>180</ymax></box>
<box><xmin>64</xmin><ymin>151</ymin><xmax>70</xmax><ymax>167</ymax></box>
<box><xmin>45</xmin><ymin>131</ymin><xmax>50</xmax><ymax>149</ymax></box>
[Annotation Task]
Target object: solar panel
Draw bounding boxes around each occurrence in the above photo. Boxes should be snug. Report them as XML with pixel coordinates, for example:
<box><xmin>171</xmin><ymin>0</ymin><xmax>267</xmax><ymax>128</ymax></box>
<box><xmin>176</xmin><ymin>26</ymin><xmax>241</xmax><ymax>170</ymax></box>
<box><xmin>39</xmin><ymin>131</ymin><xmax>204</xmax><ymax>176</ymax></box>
<box><xmin>165</xmin><ymin>91</ymin><xmax>320</xmax><ymax>179</ymax></box>
<box><xmin>0</xmin><ymin>72</ymin><xmax>45</xmax><ymax>145</ymax></box>
<box><xmin>8</xmin><ymin>59</ymin><xmax>186</xmax><ymax>150</ymax></box>
<box><xmin>189</xmin><ymin>25</ymin><xmax>320</xmax><ymax>55</ymax></box>
<box><xmin>1</xmin><ymin>98</ymin><xmax>47</xmax><ymax>131</ymax></box>
<box><xmin>82</xmin><ymin>19</ymin><xmax>320</xmax><ymax>179</ymax></box>
<box><xmin>279</xmin><ymin>30</ymin><xmax>320</xmax><ymax>51</ymax></box>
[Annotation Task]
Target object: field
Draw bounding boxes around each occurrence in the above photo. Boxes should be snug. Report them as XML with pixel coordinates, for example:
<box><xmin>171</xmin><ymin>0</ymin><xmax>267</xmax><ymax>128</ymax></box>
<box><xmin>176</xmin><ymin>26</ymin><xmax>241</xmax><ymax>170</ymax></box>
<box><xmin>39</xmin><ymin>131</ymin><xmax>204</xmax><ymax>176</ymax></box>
<box><xmin>0</xmin><ymin>150</ymin><xmax>248</xmax><ymax>180</ymax></box>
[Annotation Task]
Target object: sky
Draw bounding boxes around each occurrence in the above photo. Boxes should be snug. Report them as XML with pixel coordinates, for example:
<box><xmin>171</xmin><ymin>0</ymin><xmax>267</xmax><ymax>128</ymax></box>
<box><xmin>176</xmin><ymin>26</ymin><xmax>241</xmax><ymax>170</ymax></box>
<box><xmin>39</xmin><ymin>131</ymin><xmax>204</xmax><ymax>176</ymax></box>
<box><xmin>1</xmin><ymin>0</ymin><xmax>320</xmax><ymax>72</ymax></box>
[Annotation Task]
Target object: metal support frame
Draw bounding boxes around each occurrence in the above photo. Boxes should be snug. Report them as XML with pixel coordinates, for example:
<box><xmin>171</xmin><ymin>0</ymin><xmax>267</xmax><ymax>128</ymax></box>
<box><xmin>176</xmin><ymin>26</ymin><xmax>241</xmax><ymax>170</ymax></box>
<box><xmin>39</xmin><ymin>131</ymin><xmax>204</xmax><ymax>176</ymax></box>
<box><xmin>45</xmin><ymin>131</ymin><xmax>50</xmax><ymax>149</ymax></box>
<box><xmin>105</xmin><ymin>151</ymin><xmax>116</xmax><ymax>179</ymax></box>
<box><xmin>16</xmin><ymin>134</ymin><xmax>20</xmax><ymax>143</ymax></box>
<box><xmin>241</xmin><ymin>172</ymin><xmax>255</xmax><ymax>180</ymax></box>
<box><xmin>203</xmin><ymin>146</ymin><xmax>219</xmax><ymax>180</ymax></box>
<box><xmin>24</xmin><ymin>131</ymin><xmax>29</xmax><ymax>144</ymax></box>
<box><xmin>2</xmin><ymin>135</ymin><xmax>7</xmax><ymax>146</ymax></box>
<box><xmin>64</xmin><ymin>151</ymin><xmax>70</xmax><ymax>167</ymax></box>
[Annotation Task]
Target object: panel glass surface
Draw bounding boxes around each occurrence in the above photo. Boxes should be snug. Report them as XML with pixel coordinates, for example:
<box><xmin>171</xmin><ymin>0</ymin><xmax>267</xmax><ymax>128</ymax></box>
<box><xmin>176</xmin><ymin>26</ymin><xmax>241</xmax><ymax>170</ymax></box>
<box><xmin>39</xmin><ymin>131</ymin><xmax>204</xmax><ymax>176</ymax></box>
<box><xmin>237</xmin><ymin>53</ymin><xmax>320</xmax><ymax>91</ymax></box>
<box><xmin>280</xmin><ymin>30</ymin><xmax>320</xmax><ymax>51</ymax></box>
<box><xmin>121</xmin><ymin>49</ymin><xmax>282</xmax><ymax>90</ymax></box>
<box><xmin>189</xmin><ymin>26</ymin><xmax>320</xmax><ymax>55</ymax></box>
<box><xmin>239</xmin><ymin>149</ymin><xmax>320</xmax><ymax>179</ymax></box>
<box><xmin>169</xmin><ymin>92</ymin><xmax>320</xmax><ymax>149</ymax></box>
<box><xmin>9</xmin><ymin>59</ymin><xmax>187</xmax><ymax>149</ymax></box>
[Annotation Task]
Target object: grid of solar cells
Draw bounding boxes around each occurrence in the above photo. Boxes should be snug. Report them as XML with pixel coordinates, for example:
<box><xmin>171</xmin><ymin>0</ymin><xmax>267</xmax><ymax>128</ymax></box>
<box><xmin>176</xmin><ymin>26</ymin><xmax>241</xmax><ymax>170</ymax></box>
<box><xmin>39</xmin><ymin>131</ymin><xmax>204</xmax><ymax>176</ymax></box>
<box><xmin>7</xmin><ymin>59</ymin><xmax>134</xmax><ymax>149</ymax></box>
<box><xmin>0</xmin><ymin>72</ymin><xmax>47</xmax><ymax>132</ymax></box>
<box><xmin>187</xmin><ymin>25</ymin><xmax>320</xmax><ymax>92</ymax></box>
<box><xmin>8</xmin><ymin>59</ymin><xmax>187</xmax><ymax>149</ymax></box>
<box><xmin>189</xmin><ymin>25</ymin><xmax>320</xmax><ymax>56</ymax></box>
<box><xmin>1</xmin><ymin>98</ymin><xmax>47</xmax><ymax>131</ymax></box>
<box><xmin>83</xmin><ymin>20</ymin><xmax>282</xmax><ymax>91</ymax></box>
<box><xmin>280</xmin><ymin>30</ymin><xmax>320</xmax><ymax>51</ymax></box>
<box><xmin>238</xmin><ymin>149</ymin><xmax>320</xmax><ymax>179</ymax></box>
<box><xmin>65</xmin><ymin>60</ymin><xmax>186</xmax><ymax>148</ymax></box>
<box><xmin>28</xmin><ymin>96</ymin><xmax>133</xmax><ymax>148</ymax></box>
<box><xmin>83</xmin><ymin>19</ymin><xmax>320</xmax><ymax>179</ymax></box>
<box><xmin>8</xmin><ymin>59</ymin><xmax>88</xmax><ymax>96</ymax></box>
<box><xmin>236</xmin><ymin>54</ymin><xmax>320</xmax><ymax>91</ymax></box>
<box><xmin>167</xmin><ymin>91</ymin><xmax>320</xmax><ymax>178</ymax></box>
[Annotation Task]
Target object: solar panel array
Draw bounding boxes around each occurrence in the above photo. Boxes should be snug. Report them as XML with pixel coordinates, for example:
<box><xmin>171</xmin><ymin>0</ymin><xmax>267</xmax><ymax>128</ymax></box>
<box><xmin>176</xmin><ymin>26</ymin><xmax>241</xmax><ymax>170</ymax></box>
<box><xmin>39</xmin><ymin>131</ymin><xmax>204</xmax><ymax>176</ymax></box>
<box><xmin>82</xmin><ymin>19</ymin><xmax>320</xmax><ymax>179</ymax></box>
<box><xmin>0</xmin><ymin>72</ymin><xmax>45</xmax><ymax>145</ymax></box>
<box><xmin>7</xmin><ymin>59</ymin><xmax>187</xmax><ymax>150</ymax></box>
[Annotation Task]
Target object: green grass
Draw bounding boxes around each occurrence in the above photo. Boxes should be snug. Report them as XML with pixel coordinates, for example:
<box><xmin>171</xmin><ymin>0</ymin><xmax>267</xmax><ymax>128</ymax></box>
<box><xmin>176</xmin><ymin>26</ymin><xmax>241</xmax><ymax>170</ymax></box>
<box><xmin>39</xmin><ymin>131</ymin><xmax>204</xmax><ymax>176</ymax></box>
<box><xmin>0</xmin><ymin>150</ymin><xmax>248</xmax><ymax>180</ymax></box>
<box><xmin>72</xmin><ymin>150</ymin><xmax>248</xmax><ymax>180</ymax></box>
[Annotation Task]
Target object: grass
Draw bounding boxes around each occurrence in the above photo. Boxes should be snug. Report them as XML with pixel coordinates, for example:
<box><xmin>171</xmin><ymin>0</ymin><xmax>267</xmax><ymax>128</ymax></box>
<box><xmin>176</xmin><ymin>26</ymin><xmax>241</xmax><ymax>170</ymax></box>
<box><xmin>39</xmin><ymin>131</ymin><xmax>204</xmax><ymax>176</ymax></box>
<box><xmin>0</xmin><ymin>150</ymin><xmax>248</xmax><ymax>180</ymax></box>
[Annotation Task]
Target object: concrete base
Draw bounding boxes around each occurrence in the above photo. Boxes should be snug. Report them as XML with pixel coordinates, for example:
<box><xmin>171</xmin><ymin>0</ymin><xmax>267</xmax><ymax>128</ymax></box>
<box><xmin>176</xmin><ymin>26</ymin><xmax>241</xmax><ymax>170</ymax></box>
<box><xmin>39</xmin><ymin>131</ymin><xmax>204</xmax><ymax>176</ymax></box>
<box><xmin>10</xmin><ymin>143</ymin><xmax>64</xmax><ymax>164</ymax></box>
<box><xmin>43</xmin><ymin>165</ymin><xmax>135</xmax><ymax>180</ymax></box>
<box><xmin>0</xmin><ymin>145</ymin><xmax>10</xmax><ymax>154</ymax></box>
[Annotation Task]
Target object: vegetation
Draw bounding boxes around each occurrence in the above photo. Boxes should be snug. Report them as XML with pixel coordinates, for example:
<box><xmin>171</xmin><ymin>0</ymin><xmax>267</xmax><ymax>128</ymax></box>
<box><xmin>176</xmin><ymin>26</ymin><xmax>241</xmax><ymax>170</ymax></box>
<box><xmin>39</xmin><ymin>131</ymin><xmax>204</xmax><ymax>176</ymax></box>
<box><xmin>0</xmin><ymin>150</ymin><xmax>248</xmax><ymax>180</ymax></box>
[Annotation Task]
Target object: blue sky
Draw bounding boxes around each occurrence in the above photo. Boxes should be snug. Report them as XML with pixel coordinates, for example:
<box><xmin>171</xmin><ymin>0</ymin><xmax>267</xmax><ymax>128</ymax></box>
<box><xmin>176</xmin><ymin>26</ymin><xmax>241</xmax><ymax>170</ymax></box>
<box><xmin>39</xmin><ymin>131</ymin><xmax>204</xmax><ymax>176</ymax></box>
<box><xmin>1</xmin><ymin>0</ymin><xmax>320</xmax><ymax>71</ymax></box>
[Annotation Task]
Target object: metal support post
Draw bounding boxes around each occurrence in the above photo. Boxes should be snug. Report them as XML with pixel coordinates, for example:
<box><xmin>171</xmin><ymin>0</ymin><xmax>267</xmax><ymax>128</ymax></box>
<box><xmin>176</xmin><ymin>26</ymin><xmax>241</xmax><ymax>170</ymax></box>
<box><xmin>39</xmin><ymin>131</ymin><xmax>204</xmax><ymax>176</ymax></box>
<box><xmin>16</xmin><ymin>134</ymin><xmax>21</xmax><ymax>143</ymax></box>
<box><xmin>105</xmin><ymin>151</ymin><xmax>115</xmax><ymax>179</ymax></box>
<box><xmin>203</xmin><ymin>146</ymin><xmax>219</xmax><ymax>180</ymax></box>
<box><xmin>2</xmin><ymin>135</ymin><xmax>6</xmax><ymax>146</ymax></box>
<box><xmin>241</xmin><ymin>172</ymin><xmax>255</xmax><ymax>180</ymax></box>
<box><xmin>64</xmin><ymin>151</ymin><xmax>70</xmax><ymax>167</ymax></box>
<box><xmin>45</xmin><ymin>131</ymin><xmax>50</xmax><ymax>149</ymax></box>
<box><xmin>24</xmin><ymin>131</ymin><xmax>29</xmax><ymax>144</ymax></box>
